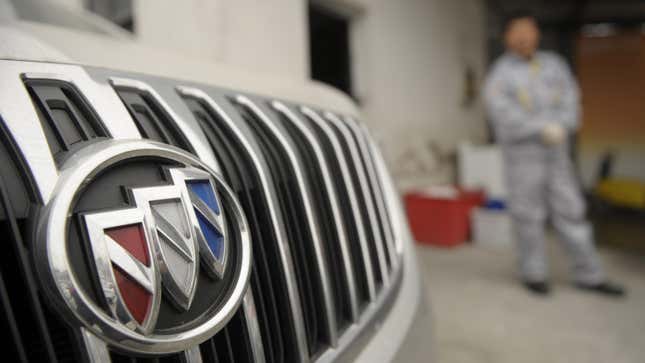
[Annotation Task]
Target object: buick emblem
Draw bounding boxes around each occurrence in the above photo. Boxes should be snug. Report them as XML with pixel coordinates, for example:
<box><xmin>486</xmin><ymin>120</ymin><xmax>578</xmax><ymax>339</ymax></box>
<box><xmin>35</xmin><ymin>140</ymin><xmax>252</xmax><ymax>354</ymax></box>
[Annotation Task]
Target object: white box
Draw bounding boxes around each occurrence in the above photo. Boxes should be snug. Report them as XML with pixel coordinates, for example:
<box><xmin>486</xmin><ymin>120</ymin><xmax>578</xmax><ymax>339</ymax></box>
<box><xmin>458</xmin><ymin>143</ymin><xmax>507</xmax><ymax>200</ymax></box>
<box><xmin>471</xmin><ymin>207</ymin><xmax>514</xmax><ymax>248</ymax></box>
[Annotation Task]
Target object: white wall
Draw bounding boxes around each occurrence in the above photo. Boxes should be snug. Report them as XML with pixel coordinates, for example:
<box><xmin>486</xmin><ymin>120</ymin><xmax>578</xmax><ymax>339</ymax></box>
<box><xmin>50</xmin><ymin>0</ymin><xmax>85</xmax><ymax>10</ymax></box>
<box><xmin>134</xmin><ymin>0</ymin><xmax>309</xmax><ymax>81</ymax></box>
<box><xmin>344</xmin><ymin>0</ymin><xmax>488</xmax><ymax>189</ymax></box>
<box><xmin>134</xmin><ymin>0</ymin><xmax>225</xmax><ymax>62</ymax></box>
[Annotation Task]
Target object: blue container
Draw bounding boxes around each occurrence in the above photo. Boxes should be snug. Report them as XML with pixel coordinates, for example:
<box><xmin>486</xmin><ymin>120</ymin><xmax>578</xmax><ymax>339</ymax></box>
<box><xmin>484</xmin><ymin>199</ymin><xmax>506</xmax><ymax>210</ymax></box>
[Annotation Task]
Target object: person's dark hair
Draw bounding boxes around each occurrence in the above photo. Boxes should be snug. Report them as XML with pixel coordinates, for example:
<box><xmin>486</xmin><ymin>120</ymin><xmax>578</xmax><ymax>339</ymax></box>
<box><xmin>502</xmin><ymin>9</ymin><xmax>537</xmax><ymax>32</ymax></box>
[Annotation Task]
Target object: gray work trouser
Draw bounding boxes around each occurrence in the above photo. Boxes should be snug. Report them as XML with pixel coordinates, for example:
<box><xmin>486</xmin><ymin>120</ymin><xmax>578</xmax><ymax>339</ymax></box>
<box><xmin>504</xmin><ymin>144</ymin><xmax>604</xmax><ymax>285</ymax></box>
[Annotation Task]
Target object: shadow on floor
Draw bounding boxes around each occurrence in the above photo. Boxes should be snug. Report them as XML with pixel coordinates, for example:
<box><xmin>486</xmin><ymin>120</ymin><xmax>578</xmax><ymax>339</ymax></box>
<box><xmin>416</xmin><ymin>243</ymin><xmax>645</xmax><ymax>363</ymax></box>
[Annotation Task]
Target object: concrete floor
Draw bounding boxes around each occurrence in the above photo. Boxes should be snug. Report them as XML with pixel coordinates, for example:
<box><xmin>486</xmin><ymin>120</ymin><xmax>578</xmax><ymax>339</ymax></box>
<box><xmin>417</xmin><ymin>243</ymin><xmax>645</xmax><ymax>363</ymax></box>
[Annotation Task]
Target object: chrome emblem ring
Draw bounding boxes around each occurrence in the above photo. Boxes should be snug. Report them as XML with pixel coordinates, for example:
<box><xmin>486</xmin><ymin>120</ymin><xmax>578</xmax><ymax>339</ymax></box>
<box><xmin>34</xmin><ymin>140</ymin><xmax>252</xmax><ymax>355</ymax></box>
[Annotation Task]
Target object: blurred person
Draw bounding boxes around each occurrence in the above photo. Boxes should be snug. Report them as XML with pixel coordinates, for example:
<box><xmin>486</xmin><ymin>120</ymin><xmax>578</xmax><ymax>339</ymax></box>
<box><xmin>483</xmin><ymin>10</ymin><xmax>625</xmax><ymax>297</ymax></box>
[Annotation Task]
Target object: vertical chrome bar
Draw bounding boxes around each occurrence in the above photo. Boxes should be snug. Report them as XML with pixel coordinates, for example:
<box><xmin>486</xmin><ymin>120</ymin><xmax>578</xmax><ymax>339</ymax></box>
<box><xmin>343</xmin><ymin>117</ymin><xmax>398</xmax><ymax>269</ymax></box>
<box><xmin>175</xmin><ymin>86</ymin><xmax>309</xmax><ymax>363</ymax></box>
<box><xmin>325</xmin><ymin>112</ymin><xmax>389</xmax><ymax>285</ymax></box>
<box><xmin>300</xmin><ymin>106</ymin><xmax>377</xmax><ymax>301</ymax></box>
<box><xmin>0</xmin><ymin>69</ymin><xmax>58</xmax><ymax>204</ymax></box>
<box><xmin>109</xmin><ymin>77</ymin><xmax>219</xmax><ymax>168</ymax></box>
<box><xmin>181</xmin><ymin>346</ymin><xmax>203</xmax><ymax>363</ymax></box>
<box><xmin>165</xmin><ymin>88</ymin><xmax>266</xmax><ymax>363</ymax></box>
<box><xmin>242</xmin><ymin>290</ymin><xmax>267</xmax><ymax>363</ymax></box>
<box><xmin>363</xmin><ymin>125</ymin><xmax>405</xmax><ymax>256</ymax></box>
<box><xmin>0</xmin><ymin>63</ymin><xmax>141</xmax><ymax>204</ymax></box>
<box><xmin>80</xmin><ymin>328</ymin><xmax>111</xmax><ymax>363</ymax></box>
<box><xmin>271</xmin><ymin>101</ymin><xmax>360</xmax><ymax>323</ymax></box>
<box><xmin>20</xmin><ymin>72</ymin><xmax>140</xmax><ymax>140</ymax></box>
<box><xmin>235</xmin><ymin>95</ymin><xmax>339</xmax><ymax>345</ymax></box>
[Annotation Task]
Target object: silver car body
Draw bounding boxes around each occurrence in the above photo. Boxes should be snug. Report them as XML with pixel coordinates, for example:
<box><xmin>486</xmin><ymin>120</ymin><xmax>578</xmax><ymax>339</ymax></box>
<box><xmin>0</xmin><ymin>2</ymin><xmax>433</xmax><ymax>362</ymax></box>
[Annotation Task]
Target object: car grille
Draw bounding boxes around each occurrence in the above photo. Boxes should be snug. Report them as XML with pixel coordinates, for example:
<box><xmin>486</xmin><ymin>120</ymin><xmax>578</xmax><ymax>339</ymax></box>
<box><xmin>0</xmin><ymin>61</ymin><xmax>402</xmax><ymax>363</ymax></box>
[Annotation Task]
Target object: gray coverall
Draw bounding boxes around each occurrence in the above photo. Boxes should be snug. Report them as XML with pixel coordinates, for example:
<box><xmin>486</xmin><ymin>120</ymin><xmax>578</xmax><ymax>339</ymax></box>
<box><xmin>484</xmin><ymin>51</ymin><xmax>604</xmax><ymax>285</ymax></box>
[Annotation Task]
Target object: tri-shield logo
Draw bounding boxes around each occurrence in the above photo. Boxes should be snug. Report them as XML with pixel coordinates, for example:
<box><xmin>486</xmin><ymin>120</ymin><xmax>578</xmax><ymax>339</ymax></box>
<box><xmin>82</xmin><ymin>167</ymin><xmax>227</xmax><ymax>334</ymax></box>
<box><xmin>36</xmin><ymin>141</ymin><xmax>251</xmax><ymax>354</ymax></box>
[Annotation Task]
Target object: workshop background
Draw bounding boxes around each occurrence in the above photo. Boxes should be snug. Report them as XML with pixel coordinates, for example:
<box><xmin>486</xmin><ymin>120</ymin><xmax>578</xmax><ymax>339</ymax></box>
<box><xmin>44</xmin><ymin>1</ymin><xmax>645</xmax><ymax>362</ymax></box>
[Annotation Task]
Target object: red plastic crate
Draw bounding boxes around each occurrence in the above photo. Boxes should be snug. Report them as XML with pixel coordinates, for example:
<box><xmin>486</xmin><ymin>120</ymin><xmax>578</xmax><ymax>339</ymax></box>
<box><xmin>404</xmin><ymin>189</ymin><xmax>484</xmax><ymax>247</ymax></box>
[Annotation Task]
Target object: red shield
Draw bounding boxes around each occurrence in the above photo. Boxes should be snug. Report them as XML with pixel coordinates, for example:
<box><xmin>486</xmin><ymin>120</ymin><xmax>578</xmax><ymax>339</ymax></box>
<box><xmin>106</xmin><ymin>224</ymin><xmax>152</xmax><ymax>325</ymax></box>
<box><xmin>83</xmin><ymin>207</ymin><xmax>160</xmax><ymax>334</ymax></box>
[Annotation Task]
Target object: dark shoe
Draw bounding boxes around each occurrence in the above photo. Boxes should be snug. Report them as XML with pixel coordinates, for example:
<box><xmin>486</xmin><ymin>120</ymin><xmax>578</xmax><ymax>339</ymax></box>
<box><xmin>575</xmin><ymin>281</ymin><xmax>626</xmax><ymax>298</ymax></box>
<box><xmin>523</xmin><ymin>281</ymin><xmax>551</xmax><ymax>296</ymax></box>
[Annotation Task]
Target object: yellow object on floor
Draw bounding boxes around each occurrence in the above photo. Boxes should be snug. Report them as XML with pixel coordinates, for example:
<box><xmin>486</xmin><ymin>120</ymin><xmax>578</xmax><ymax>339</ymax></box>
<box><xmin>595</xmin><ymin>178</ymin><xmax>645</xmax><ymax>209</ymax></box>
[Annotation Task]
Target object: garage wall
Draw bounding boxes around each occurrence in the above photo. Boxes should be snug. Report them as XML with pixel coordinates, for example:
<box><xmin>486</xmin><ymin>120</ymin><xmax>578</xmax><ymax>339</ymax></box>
<box><xmin>134</xmin><ymin>0</ymin><xmax>309</xmax><ymax>81</ymax></box>
<box><xmin>347</xmin><ymin>0</ymin><xmax>488</xmax><ymax>189</ymax></box>
<box><xmin>51</xmin><ymin>0</ymin><xmax>85</xmax><ymax>10</ymax></box>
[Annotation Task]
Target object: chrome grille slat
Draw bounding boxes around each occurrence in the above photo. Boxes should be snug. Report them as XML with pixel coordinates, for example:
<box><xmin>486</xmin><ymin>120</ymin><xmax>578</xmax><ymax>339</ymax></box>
<box><xmin>22</xmin><ymin>73</ymin><xmax>111</xmax><ymax>164</ymax></box>
<box><xmin>233</xmin><ymin>99</ymin><xmax>326</xmax><ymax>354</ymax></box>
<box><xmin>109</xmin><ymin>77</ymin><xmax>220</xmax><ymax>168</ymax></box>
<box><xmin>182</xmin><ymin>346</ymin><xmax>203</xmax><ymax>363</ymax></box>
<box><xmin>0</xmin><ymin>65</ymin><xmax>63</xmax><ymax>204</ymax></box>
<box><xmin>175</xmin><ymin>87</ymin><xmax>308</xmax><ymax>363</ymax></box>
<box><xmin>81</xmin><ymin>328</ymin><xmax>111</xmax><ymax>363</ymax></box>
<box><xmin>235</xmin><ymin>96</ymin><xmax>338</xmax><ymax>348</ymax></box>
<box><xmin>299</xmin><ymin>106</ymin><xmax>377</xmax><ymax>302</ymax></box>
<box><xmin>0</xmin><ymin>125</ymin><xmax>31</xmax><ymax>363</ymax></box>
<box><xmin>178</xmin><ymin>94</ymin><xmax>284</xmax><ymax>362</ymax></box>
<box><xmin>271</xmin><ymin>101</ymin><xmax>360</xmax><ymax>325</ymax></box>
<box><xmin>0</xmin><ymin>118</ymin><xmax>74</xmax><ymax>363</ymax></box>
<box><xmin>362</xmin><ymin>126</ymin><xmax>404</xmax><ymax>256</ymax></box>
<box><xmin>193</xmin><ymin>118</ymin><xmax>283</xmax><ymax>363</ymax></box>
<box><xmin>240</xmin><ymin>291</ymin><xmax>266</xmax><ymax>363</ymax></box>
<box><xmin>0</xmin><ymin>270</ymin><xmax>28</xmax><ymax>361</ymax></box>
<box><xmin>324</xmin><ymin>112</ymin><xmax>390</xmax><ymax>285</ymax></box>
<box><xmin>214</xmin><ymin>322</ymin><xmax>236</xmax><ymax>362</ymax></box>
<box><xmin>198</xmin><ymin>335</ymin><xmax>219</xmax><ymax>363</ymax></box>
<box><xmin>343</xmin><ymin>117</ymin><xmax>397</xmax><ymax>270</ymax></box>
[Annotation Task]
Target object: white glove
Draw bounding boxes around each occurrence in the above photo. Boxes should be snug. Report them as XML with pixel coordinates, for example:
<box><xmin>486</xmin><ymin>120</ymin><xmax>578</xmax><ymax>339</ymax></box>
<box><xmin>541</xmin><ymin>123</ymin><xmax>566</xmax><ymax>146</ymax></box>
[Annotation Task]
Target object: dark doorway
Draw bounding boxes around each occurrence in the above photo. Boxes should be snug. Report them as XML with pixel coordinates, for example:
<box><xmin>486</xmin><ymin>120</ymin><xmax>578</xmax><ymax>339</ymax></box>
<box><xmin>308</xmin><ymin>4</ymin><xmax>354</xmax><ymax>98</ymax></box>
<box><xmin>87</xmin><ymin>0</ymin><xmax>134</xmax><ymax>32</ymax></box>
